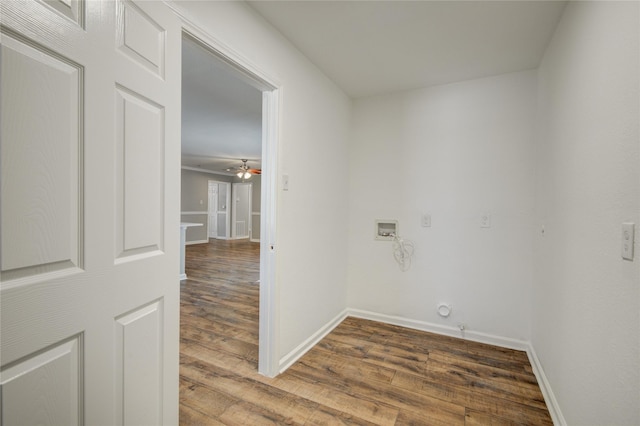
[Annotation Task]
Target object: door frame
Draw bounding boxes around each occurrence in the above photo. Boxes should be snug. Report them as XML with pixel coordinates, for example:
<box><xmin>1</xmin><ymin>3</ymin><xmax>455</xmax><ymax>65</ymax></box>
<box><xmin>175</xmin><ymin>20</ymin><xmax>281</xmax><ymax>377</ymax></box>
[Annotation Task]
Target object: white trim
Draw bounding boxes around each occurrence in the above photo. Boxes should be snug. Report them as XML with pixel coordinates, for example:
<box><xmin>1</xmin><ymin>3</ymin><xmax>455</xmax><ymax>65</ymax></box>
<box><xmin>167</xmin><ymin>2</ymin><xmax>281</xmax><ymax>91</ymax></box>
<box><xmin>171</xmin><ymin>8</ymin><xmax>281</xmax><ymax>377</ymax></box>
<box><xmin>180</xmin><ymin>211</ymin><xmax>207</xmax><ymax>215</ymax></box>
<box><xmin>275</xmin><ymin>307</ymin><xmax>565</xmax><ymax>426</ymax></box>
<box><xmin>251</xmin><ymin>212</ymin><xmax>261</xmax><ymax>215</ymax></box>
<box><xmin>181</xmin><ymin>165</ymin><xmax>235</xmax><ymax>177</ymax></box>
<box><xmin>526</xmin><ymin>345</ymin><xmax>566</xmax><ymax>426</ymax></box>
<box><xmin>185</xmin><ymin>239</ymin><xmax>207</xmax><ymax>246</ymax></box>
<box><xmin>279</xmin><ymin>309</ymin><xmax>348</xmax><ymax>373</ymax></box>
<box><xmin>277</xmin><ymin>308</ymin><xmax>529</xmax><ymax>372</ymax></box>
<box><xmin>358</xmin><ymin>310</ymin><xmax>564</xmax><ymax>426</ymax></box>
<box><xmin>258</xmin><ymin>89</ymin><xmax>280</xmax><ymax>377</ymax></box>
<box><xmin>274</xmin><ymin>306</ymin><xmax>565</xmax><ymax>425</ymax></box>
<box><xmin>348</xmin><ymin>309</ymin><xmax>529</xmax><ymax>351</ymax></box>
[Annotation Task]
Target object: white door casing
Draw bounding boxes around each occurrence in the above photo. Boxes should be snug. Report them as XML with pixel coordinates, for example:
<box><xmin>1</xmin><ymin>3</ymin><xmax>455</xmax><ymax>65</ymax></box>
<box><xmin>0</xmin><ymin>1</ymin><xmax>181</xmax><ymax>424</ymax></box>
<box><xmin>174</xmin><ymin>23</ymin><xmax>281</xmax><ymax>376</ymax></box>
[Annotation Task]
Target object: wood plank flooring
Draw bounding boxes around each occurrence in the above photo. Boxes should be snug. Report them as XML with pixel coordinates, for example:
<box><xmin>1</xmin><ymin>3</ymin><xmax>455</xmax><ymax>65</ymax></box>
<box><xmin>180</xmin><ymin>239</ymin><xmax>552</xmax><ymax>425</ymax></box>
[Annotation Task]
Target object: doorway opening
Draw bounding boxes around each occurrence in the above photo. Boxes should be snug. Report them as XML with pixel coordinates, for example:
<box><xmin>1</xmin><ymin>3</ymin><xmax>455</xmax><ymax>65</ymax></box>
<box><xmin>180</xmin><ymin>30</ymin><xmax>279</xmax><ymax>377</ymax></box>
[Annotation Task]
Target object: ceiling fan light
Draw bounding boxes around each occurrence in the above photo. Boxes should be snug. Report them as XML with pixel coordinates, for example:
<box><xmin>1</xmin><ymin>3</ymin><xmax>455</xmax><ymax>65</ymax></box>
<box><xmin>236</xmin><ymin>171</ymin><xmax>243</xmax><ymax>178</ymax></box>
<box><xmin>244</xmin><ymin>172</ymin><xmax>251</xmax><ymax>179</ymax></box>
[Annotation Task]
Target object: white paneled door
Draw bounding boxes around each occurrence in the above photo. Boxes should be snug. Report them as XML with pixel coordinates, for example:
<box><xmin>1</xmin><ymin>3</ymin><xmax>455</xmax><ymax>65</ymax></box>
<box><xmin>0</xmin><ymin>1</ymin><xmax>181</xmax><ymax>424</ymax></box>
<box><xmin>208</xmin><ymin>181</ymin><xmax>218</xmax><ymax>238</ymax></box>
<box><xmin>232</xmin><ymin>182</ymin><xmax>252</xmax><ymax>239</ymax></box>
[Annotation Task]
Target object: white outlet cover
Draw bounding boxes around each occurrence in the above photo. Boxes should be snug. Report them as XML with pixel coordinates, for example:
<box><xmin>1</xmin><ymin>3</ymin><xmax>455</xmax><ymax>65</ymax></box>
<box><xmin>421</xmin><ymin>213</ymin><xmax>431</xmax><ymax>227</ymax></box>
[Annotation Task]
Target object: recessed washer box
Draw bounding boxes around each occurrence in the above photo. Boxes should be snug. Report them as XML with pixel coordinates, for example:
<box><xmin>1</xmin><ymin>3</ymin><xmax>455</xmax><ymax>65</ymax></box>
<box><xmin>375</xmin><ymin>220</ymin><xmax>398</xmax><ymax>241</ymax></box>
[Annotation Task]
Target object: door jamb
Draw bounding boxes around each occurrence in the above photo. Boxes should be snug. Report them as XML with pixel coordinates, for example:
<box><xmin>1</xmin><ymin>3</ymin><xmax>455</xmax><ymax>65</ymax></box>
<box><xmin>178</xmin><ymin>24</ymin><xmax>280</xmax><ymax>377</ymax></box>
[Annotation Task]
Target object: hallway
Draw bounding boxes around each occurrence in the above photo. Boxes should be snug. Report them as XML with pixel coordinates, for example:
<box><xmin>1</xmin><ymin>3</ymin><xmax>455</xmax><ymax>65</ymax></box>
<box><xmin>179</xmin><ymin>239</ymin><xmax>551</xmax><ymax>425</ymax></box>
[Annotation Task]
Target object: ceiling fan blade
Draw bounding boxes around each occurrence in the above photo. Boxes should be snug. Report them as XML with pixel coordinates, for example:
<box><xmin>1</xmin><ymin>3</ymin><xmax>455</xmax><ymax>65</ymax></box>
<box><xmin>248</xmin><ymin>168</ymin><xmax>262</xmax><ymax>175</ymax></box>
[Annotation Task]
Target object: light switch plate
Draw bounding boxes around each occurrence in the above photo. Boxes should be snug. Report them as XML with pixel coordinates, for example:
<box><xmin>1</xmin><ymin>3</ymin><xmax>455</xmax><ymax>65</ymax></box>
<box><xmin>622</xmin><ymin>223</ymin><xmax>635</xmax><ymax>260</ymax></box>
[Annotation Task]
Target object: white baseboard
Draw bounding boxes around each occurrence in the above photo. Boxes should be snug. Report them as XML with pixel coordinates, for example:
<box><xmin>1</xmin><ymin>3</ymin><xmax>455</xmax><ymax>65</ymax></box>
<box><xmin>185</xmin><ymin>239</ymin><xmax>208</xmax><ymax>245</ymax></box>
<box><xmin>278</xmin><ymin>309</ymin><xmax>348</xmax><ymax>373</ymax></box>
<box><xmin>277</xmin><ymin>308</ymin><xmax>528</xmax><ymax>373</ymax></box>
<box><xmin>250</xmin><ymin>238</ymin><xmax>260</xmax><ymax>243</ymax></box>
<box><xmin>277</xmin><ymin>307</ymin><xmax>564</xmax><ymax>426</ymax></box>
<box><xmin>526</xmin><ymin>344</ymin><xmax>566</xmax><ymax>426</ymax></box>
<box><xmin>347</xmin><ymin>308</ymin><xmax>529</xmax><ymax>351</ymax></box>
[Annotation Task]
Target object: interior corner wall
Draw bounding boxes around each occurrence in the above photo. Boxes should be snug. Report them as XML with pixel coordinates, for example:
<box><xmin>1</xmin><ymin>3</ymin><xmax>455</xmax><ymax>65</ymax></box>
<box><xmin>533</xmin><ymin>2</ymin><xmax>640</xmax><ymax>425</ymax></box>
<box><xmin>173</xmin><ymin>1</ymin><xmax>351</xmax><ymax>359</ymax></box>
<box><xmin>347</xmin><ymin>70</ymin><xmax>537</xmax><ymax>342</ymax></box>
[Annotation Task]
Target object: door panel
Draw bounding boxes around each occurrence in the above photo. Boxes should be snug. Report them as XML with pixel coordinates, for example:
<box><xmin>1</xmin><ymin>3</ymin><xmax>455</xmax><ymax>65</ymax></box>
<box><xmin>43</xmin><ymin>0</ymin><xmax>84</xmax><ymax>27</ymax></box>
<box><xmin>115</xmin><ymin>85</ymin><xmax>165</xmax><ymax>260</ymax></box>
<box><xmin>0</xmin><ymin>1</ymin><xmax>180</xmax><ymax>424</ymax></box>
<box><xmin>117</xmin><ymin>0</ymin><xmax>165</xmax><ymax>78</ymax></box>
<box><xmin>209</xmin><ymin>183</ymin><xmax>218</xmax><ymax>238</ymax></box>
<box><xmin>0</xmin><ymin>32</ymin><xmax>82</xmax><ymax>283</ymax></box>
<box><xmin>233</xmin><ymin>183</ymin><xmax>251</xmax><ymax>239</ymax></box>
<box><xmin>115</xmin><ymin>300</ymin><xmax>163</xmax><ymax>425</ymax></box>
<box><xmin>218</xmin><ymin>182</ymin><xmax>230</xmax><ymax>238</ymax></box>
<box><xmin>0</xmin><ymin>335</ymin><xmax>82</xmax><ymax>425</ymax></box>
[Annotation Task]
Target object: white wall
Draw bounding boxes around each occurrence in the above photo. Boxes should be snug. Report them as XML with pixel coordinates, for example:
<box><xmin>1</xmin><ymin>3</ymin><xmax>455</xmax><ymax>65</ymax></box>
<box><xmin>533</xmin><ymin>2</ymin><xmax>640</xmax><ymax>425</ymax></box>
<box><xmin>173</xmin><ymin>1</ymin><xmax>351</xmax><ymax>359</ymax></box>
<box><xmin>169</xmin><ymin>5</ymin><xmax>639</xmax><ymax>422</ymax></box>
<box><xmin>348</xmin><ymin>70</ymin><xmax>537</xmax><ymax>342</ymax></box>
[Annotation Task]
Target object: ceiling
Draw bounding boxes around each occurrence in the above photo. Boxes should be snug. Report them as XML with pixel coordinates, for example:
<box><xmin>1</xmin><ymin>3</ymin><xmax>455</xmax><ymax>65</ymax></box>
<box><xmin>248</xmin><ymin>0</ymin><xmax>567</xmax><ymax>98</ymax></box>
<box><xmin>181</xmin><ymin>1</ymin><xmax>567</xmax><ymax>172</ymax></box>
<box><xmin>181</xmin><ymin>36</ymin><xmax>263</xmax><ymax>174</ymax></box>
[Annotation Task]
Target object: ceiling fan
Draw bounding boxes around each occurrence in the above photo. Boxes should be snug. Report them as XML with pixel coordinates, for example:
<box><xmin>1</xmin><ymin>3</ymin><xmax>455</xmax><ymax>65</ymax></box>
<box><xmin>234</xmin><ymin>159</ymin><xmax>261</xmax><ymax>179</ymax></box>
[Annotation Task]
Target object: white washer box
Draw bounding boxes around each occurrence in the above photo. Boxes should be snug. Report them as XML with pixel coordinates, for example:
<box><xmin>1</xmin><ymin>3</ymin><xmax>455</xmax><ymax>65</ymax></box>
<box><xmin>375</xmin><ymin>220</ymin><xmax>398</xmax><ymax>241</ymax></box>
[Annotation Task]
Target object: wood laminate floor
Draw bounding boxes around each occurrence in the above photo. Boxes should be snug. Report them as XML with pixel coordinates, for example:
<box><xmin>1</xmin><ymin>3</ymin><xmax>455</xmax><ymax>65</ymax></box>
<box><xmin>180</xmin><ymin>239</ymin><xmax>552</xmax><ymax>425</ymax></box>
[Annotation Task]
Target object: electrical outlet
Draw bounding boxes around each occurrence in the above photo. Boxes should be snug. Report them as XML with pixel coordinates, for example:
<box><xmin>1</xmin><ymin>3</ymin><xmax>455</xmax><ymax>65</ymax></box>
<box><xmin>282</xmin><ymin>174</ymin><xmax>289</xmax><ymax>191</ymax></box>
<box><xmin>421</xmin><ymin>213</ymin><xmax>431</xmax><ymax>227</ymax></box>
